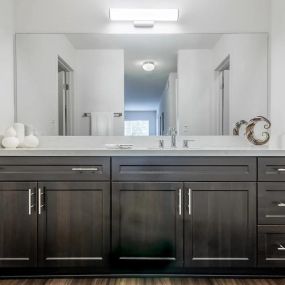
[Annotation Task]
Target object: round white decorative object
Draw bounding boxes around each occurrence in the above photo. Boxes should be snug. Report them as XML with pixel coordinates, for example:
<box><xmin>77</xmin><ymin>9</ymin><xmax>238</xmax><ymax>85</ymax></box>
<box><xmin>22</xmin><ymin>135</ymin><xmax>39</xmax><ymax>148</ymax></box>
<box><xmin>4</xmin><ymin>127</ymin><xmax>17</xmax><ymax>138</ymax></box>
<box><xmin>2</xmin><ymin>137</ymin><xmax>20</xmax><ymax>148</ymax></box>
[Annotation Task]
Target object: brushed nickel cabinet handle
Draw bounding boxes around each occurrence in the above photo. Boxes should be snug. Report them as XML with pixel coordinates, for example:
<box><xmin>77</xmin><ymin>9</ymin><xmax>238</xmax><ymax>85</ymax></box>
<box><xmin>178</xmin><ymin>189</ymin><xmax>182</xmax><ymax>216</ymax></box>
<box><xmin>278</xmin><ymin>244</ymin><xmax>285</xmax><ymax>251</ymax></box>
<box><xmin>38</xmin><ymin>188</ymin><xmax>44</xmax><ymax>215</ymax></box>
<box><xmin>72</xmin><ymin>168</ymin><xmax>99</xmax><ymax>171</ymax></box>
<box><xmin>278</xmin><ymin>202</ymin><xmax>285</xmax><ymax>207</ymax></box>
<box><xmin>188</xmin><ymin>188</ymin><xmax>192</xmax><ymax>215</ymax></box>
<box><xmin>28</xmin><ymin>189</ymin><xmax>34</xmax><ymax>216</ymax></box>
<box><xmin>277</xmin><ymin>169</ymin><xmax>285</xmax><ymax>172</ymax></box>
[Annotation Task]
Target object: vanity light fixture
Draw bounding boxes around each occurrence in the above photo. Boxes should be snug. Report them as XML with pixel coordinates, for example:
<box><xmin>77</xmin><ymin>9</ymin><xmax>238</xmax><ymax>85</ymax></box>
<box><xmin>109</xmin><ymin>9</ymin><xmax>179</xmax><ymax>28</ymax></box>
<box><xmin>142</xmin><ymin>61</ymin><xmax>155</xmax><ymax>72</ymax></box>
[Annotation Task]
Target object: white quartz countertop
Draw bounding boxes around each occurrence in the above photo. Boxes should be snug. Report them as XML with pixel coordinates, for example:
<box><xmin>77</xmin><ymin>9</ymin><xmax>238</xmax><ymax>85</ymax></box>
<box><xmin>1</xmin><ymin>136</ymin><xmax>285</xmax><ymax>156</ymax></box>
<box><xmin>0</xmin><ymin>146</ymin><xmax>285</xmax><ymax>156</ymax></box>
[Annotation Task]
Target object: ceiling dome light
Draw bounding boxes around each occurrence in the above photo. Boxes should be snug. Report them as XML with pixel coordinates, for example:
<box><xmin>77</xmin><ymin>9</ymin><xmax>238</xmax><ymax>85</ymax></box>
<box><xmin>142</xmin><ymin>61</ymin><xmax>155</xmax><ymax>72</ymax></box>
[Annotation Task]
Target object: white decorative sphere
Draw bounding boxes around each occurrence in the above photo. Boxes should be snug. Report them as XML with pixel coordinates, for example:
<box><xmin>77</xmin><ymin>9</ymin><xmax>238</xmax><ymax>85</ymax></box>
<box><xmin>2</xmin><ymin>137</ymin><xmax>20</xmax><ymax>148</ymax></box>
<box><xmin>22</xmin><ymin>135</ymin><xmax>39</xmax><ymax>148</ymax></box>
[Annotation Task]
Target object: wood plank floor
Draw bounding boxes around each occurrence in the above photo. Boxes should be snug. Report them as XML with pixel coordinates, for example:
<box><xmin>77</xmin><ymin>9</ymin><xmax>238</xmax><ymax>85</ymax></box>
<box><xmin>0</xmin><ymin>279</ymin><xmax>284</xmax><ymax>285</ymax></box>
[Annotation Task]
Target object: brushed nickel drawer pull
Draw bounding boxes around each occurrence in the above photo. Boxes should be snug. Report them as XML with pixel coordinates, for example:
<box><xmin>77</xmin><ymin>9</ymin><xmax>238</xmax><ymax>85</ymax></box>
<box><xmin>38</xmin><ymin>188</ymin><xmax>44</xmax><ymax>215</ymax></box>
<box><xmin>277</xmin><ymin>168</ymin><xmax>285</xmax><ymax>172</ymax></box>
<box><xmin>28</xmin><ymin>189</ymin><xmax>34</xmax><ymax>216</ymax></box>
<box><xmin>278</xmin><ymin>202</ymin><xmax>285</xmax><ymax>207</ymax></box>
<box><xmin>72</xmin><ymin>167</ymin><xmax>99</xmax><ymax>171</ymax></box>
<box><xmin>266</xmin><ymin>214</ymin><xmax>285</xmax><ymax>218</ymax></box>
<box><xmin>278</xmin><ymin>244</ymin><xmax>285</xmax><ymax>251</ymax></box>
<box><xmin>188</xmin><ymin>188</ymin><xmax>192</xmax><ymax>215</ymax></box>
<box><xmin>119</xmin><ymin>257</ymin><xmax>176</xmax><ymax>261</ymax></box>
<box><xmin>178</xmin><ymin>189</ymin><xmax>182</xmax><ymax>216</ymax></box>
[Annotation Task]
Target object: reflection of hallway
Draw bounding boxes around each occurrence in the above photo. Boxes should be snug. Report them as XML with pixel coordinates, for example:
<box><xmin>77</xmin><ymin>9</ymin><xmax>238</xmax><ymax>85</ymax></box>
<box><xmin>124</xmin><ymin>111</ymin><xmax>157</xmax><ymax>136</ymax></box>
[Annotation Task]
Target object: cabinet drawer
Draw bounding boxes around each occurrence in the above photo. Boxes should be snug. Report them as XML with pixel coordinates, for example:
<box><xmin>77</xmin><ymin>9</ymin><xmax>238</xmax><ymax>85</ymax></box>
<box><xmin>258</xmin><ymin>226</ymin><xmax>285</xmax><ymax>267</ymax></box>
<box><xmin>0</xmin><ymin>157</ymin><xmax>110</xmax><ymax>181</ymax></box>
<box><xmin>112</xmin><ymin>157</ymin><xmax>256</xmax><ymax>182</ymax></box>
<box><xmin>259</xmin><ymin>158</ymin><xmax>285</xmax><ymax>181</ymax></box>
<box><xmin>258</xmin><ymin>183</ymin><xmax>285</xmax><ymax>225</ymax></box>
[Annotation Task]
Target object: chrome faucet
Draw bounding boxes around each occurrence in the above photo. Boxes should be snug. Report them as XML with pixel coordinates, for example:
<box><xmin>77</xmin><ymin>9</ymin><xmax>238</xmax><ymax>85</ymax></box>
<box><xmin>169</xmin><ymin>128</ymin><xmax>177</xmax><ymax>148</ymax></box>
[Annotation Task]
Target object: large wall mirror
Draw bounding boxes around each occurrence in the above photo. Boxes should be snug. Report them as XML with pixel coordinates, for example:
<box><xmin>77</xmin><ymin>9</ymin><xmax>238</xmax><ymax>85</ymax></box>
<box><xmin>15</xmin><ymin>33</ymin><xmax>268</xmax><ymax>136</ymax></box>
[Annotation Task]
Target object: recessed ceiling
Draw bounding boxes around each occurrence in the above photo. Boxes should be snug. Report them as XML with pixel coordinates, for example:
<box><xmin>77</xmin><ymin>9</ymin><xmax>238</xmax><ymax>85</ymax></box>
<box><xmin>66</xmin><ymin>33</ymin><xmax>221</xmax><ymax>111</ymax></box>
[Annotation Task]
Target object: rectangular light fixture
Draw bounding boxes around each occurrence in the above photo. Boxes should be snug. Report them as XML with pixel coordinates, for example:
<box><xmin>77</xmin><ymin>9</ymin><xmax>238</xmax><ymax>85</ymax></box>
<box><xmin>109</xmin><ymin>8</ymin><xmax>179</xmax><ymax>22</ymax></box>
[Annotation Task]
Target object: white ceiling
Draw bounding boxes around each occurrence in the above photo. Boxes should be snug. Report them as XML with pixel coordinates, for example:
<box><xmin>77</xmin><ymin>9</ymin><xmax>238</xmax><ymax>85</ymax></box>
<box><xmin>67</xmin><ymin>34</ymin><xmax>221</xmax><ymax>110</ymax></box>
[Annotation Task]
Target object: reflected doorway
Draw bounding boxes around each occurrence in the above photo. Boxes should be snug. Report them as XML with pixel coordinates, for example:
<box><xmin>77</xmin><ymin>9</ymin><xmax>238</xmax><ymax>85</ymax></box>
<box><xmin>216</xmin><ymin>56</ymin><xmax>230</xmax><ymax>135</ymax></box>
<box><xmin>58</xmin><ymin>57</ymin><xmax>73</xmax><ymax>136</ymax></box>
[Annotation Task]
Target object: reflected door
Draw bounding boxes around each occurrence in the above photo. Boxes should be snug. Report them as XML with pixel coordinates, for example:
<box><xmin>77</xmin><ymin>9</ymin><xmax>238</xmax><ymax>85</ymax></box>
<box><xmin>219</xmin><ymin>70</ymin><xmax>230</xmax><ymax>135</ymax></box>
<box><xmin>58</xmin><ymin>58</ymin><xmax>72</xmax><ymax>136</ymax></box>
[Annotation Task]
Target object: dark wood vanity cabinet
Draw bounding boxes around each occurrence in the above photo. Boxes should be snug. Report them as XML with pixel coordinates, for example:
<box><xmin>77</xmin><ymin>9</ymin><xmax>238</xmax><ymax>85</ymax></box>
<box><xmin>3</xmin><ymin>156</ymin><xmax>285</xmax><ymax>274</ymax></box>
<box><xmin>0</xmin><ymin>182</ymin><xmax>37</xmax><ymax>268</ymax></box>
<box><xmin>257</xmin><ymin>158</ymin><xmax>285</xmax><ymax>267</ymax></box>
<box><xmin>0</xmin><ymin>157</ymin><xmax>111</xmax><ymax>269</ymax></box>
<box><xmin>38</xmin><ymin>182</ymin><xmax>110</xmax><ymax>267</ymax></box>
<box><xmin>111</xmin><ymin>182</ymin><xmax>183</xmax><ymax>267</ymax></box>
<box><xmin>184</xmin><ymin>182</ymin><xmax>256</xmax><ymax>267</ymax></box>
<box><xmin>0</xmin><ymin>181</ymin><xmax>110</xmax><ymax>269</ymax></box>
<box><xmin>111</xmin><ymin>157</ymin><xmax>257</xmax><ymax>269</ymax></box>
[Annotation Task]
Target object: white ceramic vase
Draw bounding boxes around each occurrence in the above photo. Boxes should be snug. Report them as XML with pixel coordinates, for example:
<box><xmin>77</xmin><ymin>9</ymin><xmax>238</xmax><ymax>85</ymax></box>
<box><xmin>22</xmin><ymin>135</ymin><xmax>39</xmax><ymax>148</ymax></box>
<box><xmin>13</xmin><ymin>123</ymin><xmax>25</xmax><ymax>146</ymax></box>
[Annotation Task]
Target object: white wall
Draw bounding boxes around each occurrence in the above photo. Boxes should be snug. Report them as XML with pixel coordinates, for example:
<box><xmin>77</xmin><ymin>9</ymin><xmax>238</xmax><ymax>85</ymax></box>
<box><xmin>125</xmin><ymin>111</ymin><xmax>157</xmax><ymax>136</ymax></box>
<box><xmin>158</xmin><ymin>73</ymin><xmax>177</xmax><ymax>135</ymax></box>
<box><xmin>177</xmin><ymin>50</ymin><xmax>214</xmax><ymax>135</ymax></box>
<box><xmin>16</xmin><ymin>34</ymin><xmax>76</xmax><ymax>135</ymax></box>
<box><xmin>212</xmin><ymin>34</ymin><xmax>268</xmax><ymax>132</ymax></box>
<box><xmin>270</xmin><ymin>0</ymin><xmax>285</xmax><ymax>136</ymax></box>
<box><xmin>75</xmin><ymin>50</ymin><xmax>124</xmax><ymax>135</ymax></box>
<box><xmin>0</xmin><ymin>0</ymin><xmax>15</xmax><ymax>134</ymax></box>
<box><xmin>15</xmin><ymin>0</ymin><xmax>270</xmax><ymax>34</ymax></box>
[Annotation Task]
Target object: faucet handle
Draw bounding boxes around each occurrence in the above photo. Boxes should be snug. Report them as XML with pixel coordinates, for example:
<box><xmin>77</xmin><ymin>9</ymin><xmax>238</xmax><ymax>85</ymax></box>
<box><xmin>169</xmin><ymin>127</ymin><xmax>177</xmax><ymax>135</ymax></box>
<box><xmin>183</xmin><ymin>139</ymin><xmax>195</xmax><ymax>148</ymax></box>
<box><xmin>159</xmin><ymin>139</ymin><xmax>164</xmax><ymax>149</ymax></box>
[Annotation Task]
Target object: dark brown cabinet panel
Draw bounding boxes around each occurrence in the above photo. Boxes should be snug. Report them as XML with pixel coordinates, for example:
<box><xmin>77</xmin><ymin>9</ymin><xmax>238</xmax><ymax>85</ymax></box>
<box><xmin>38</xmin><ymin>182</ymin><xmax>110</xmax><ymax>267</ymax></box>
<box><xmin>258</xmin><ymin>226</ymin><xmax>285</xmax><ymax>267</ymax></box>
<box><xmin>0</xmin><ymin>182</ymin><xmax>37</xmax><ymax>268</ymax></box>
<box><xmin>112</xmin><ymin>157</ymin><xmax>256</xmax><ymax>182</ymax></box>
<box><xmin>258</xmin><ymin>157</ymin><xmax>285</xmax><ymax>181</ymax></box>
<box><xmin>184</xmin><ymin>182</ymin><xmax>256</xmax><ymax>267</ymax></box>
<box><xmin>258</xmin><ymin>183</ymin><xmax>285</xmax><ymax>225</ymax></box>
<box><xmin>0</xmin><ymin>157</ymin><xmax>110</xmax><ymax>181</ymax></box>
<box><xmin>112</xmin><ymin>182</ymin><xmax>184</xmax><ymax>267</ymax></box>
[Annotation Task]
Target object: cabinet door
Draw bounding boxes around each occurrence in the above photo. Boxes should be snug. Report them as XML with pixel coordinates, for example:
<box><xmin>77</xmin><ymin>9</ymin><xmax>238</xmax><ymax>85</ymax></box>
<box><xmin>184</xmin><ymin>182</ymin><xmax>256</xmax><ymax>267</ymax></box>
<box><xmin>112</xmin><ymin>182</ymin><xmax>183</xmax><ymax>267</ymax></box>
<box><xmin>0</xmin><ymin>182</ymin><xmax>37</xmax><ymax>267</ymax></box>
<box><xmin>38</xmin><ymin>182</ymin><xmax>110</xmax><ymax>267</ymax></box>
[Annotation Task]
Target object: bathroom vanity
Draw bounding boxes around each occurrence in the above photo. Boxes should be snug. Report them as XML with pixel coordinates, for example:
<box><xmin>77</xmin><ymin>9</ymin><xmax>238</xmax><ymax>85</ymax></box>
<box><xmin>0</xmin><ymin>28</ymin><xmax>276</xmax><ymax>277</ymax></box>
<box><xmin>1</xmin><ymin>150</ymin><xmax>285</xmax><ymax>276</ymax></box>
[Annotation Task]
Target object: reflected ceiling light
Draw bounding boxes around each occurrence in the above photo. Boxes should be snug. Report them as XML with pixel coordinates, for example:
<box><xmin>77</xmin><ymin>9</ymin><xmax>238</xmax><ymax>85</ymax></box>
<box><xmin>142</xmin><ymin>61</ymin><xmax>155</xmax><ymax>72</ymax></box>
<box><xmin>109</xmin><ymin>9</ymin><xmax>179</xmax><ymax>27</ymax></box>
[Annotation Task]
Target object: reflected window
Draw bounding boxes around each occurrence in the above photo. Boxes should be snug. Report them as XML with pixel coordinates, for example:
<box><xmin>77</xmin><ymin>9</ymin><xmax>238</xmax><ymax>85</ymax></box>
<box><xmin>124</xmin><ymin>120</ymin><xmax>150</xmax><ymax>136</ymax></box>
